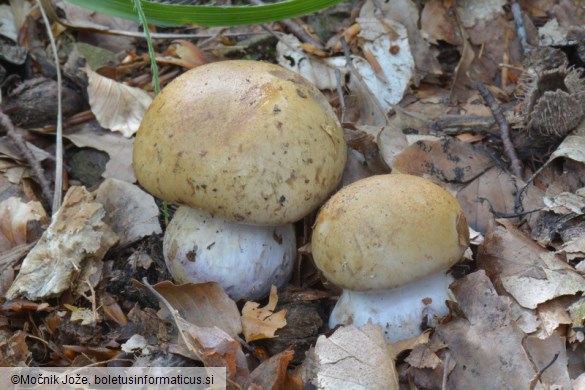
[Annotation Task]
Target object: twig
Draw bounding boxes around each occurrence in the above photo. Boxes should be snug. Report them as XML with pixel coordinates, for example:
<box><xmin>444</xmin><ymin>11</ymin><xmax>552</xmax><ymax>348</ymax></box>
<box><xmin>477</xmin><ymin>82</ymin><xmax>523</xmax><ymax>178</ymax></box>
<box><xmin>479</xmin><ymin>197</ymin><xmax>541</xmax><ymax>218</ymax></box>
<box><xmin>335</xmin><ymin>68</ymin><xmax>346</xmax><ymax>121</ymax></box>
<box><xmin>0</xmin><ymin>112</ymin><xmax>53</xmax><ymax>204</ymax></box>
<box><xmin>37</xmin><ymin>0</ymin><xmax>63</xmax><ymax>213</ymax></box>
<box><xmin>441</xmin><ymin>351</ymin><xmax>451</xmax><ymax>390</ymax></box>
<box><xmin>529</xmin><ymin>352</ymin><xmax>559</xmax><ymax>390</ymax></box>
<box><xmin>511</xmin><ymin>0</ymin><xmax>529</xmax><ymax>55</ymax></box>
<box><xmin>249</xmin><ymin>0</ymin><xmax>325</xmax><ymax>50</ymax></box>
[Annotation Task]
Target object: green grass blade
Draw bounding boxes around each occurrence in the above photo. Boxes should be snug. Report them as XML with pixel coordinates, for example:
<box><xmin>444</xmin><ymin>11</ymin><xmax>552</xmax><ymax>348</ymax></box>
<box><xmin>65</xmin><ymin>0</ymin><xmax>344</xmax><ymax>27</ymax></box>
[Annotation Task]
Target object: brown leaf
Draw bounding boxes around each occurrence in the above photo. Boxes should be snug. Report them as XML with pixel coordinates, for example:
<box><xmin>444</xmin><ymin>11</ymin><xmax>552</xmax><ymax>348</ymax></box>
<box><xmin>434</xmin><ymin>271</ymin><xmax>539</xmax><ymax>389</ymax></box>
<box><xmin>147</xmin><ymin>281</ymin><xmax>242</xmax><ymax>339</ymax></box>
<box><xmin>524</xmin><ymin>333</ymin><xmax>572</xmax><ymax>389</ymax></box>
<box><xmin>249</xmin><ymin>349</ymin><xmax>295</xmax><ymax>389</ymax></box>
<box><xmin>392</xmin><ymin>137</ymin><xmax>493</xmax><ymax>183</ymax></box>
<box><xmin>157</xmin><ymin>40</ymin><xmax>210</xmax><ymax>69</ymax></box>
<box><xmin>242</xmin><ymin>286</ymin><xmax>287</xmax><ymax>342</ymax></box>
<box><xmin>404</xmin><ymin>344</ymin><xmax>442</xmax><ymax>369</ymax></box>
<box><xmin>457</xmin><ymin>166</ymin><xmax>544</xmax><ymax>233</ymax></box>
<box><xmin>100</xmin><ymin>293</ymin><xmax>128</xmax><ymax>326</ymax></box>
<box><xmin>177</xmin><ymin>317</ymin><xmax>250</xmax><ymax>388</ymax></box>
<box><xmin>0</xmin><ymin>330</ymin><xmax>30</xmax><ymax>366</ymax></box>
<box><xmin>478</xmin><ymin>219</ymin><xmax>585</xmax><ymax>309</ymax></box>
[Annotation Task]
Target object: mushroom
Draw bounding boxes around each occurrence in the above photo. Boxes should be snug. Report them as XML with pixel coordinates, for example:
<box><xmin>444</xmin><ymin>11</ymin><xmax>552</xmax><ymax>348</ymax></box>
<box><xmin>133</xmin><ymin>60</ymin><xmax>347</xmax><ymax>226</ymax></box>
<box><xmin>133</xmin><ymin>60</ymin><xmax>347</xmax><ymax>300</ymax></box>
<box><xmin>311</xmin><ymin>174</ymin><xmax>469</xmax><ymax>342</ymax></box>
<box><xmin>164</xmin><ymin>207</ymin><xmax>296</xmax><ymax>301</ymax></box>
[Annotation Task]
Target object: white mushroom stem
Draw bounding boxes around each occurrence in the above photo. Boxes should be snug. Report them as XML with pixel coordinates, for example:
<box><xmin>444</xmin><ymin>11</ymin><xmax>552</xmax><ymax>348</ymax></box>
<box><xmin>164</xmin><ymin>206</ymin><xmax>296</xmax><ymax>301</ymax></box>
<box><xmin>329</xmin><ymin>272</ymin><xmax>454</xmax><ymax>343</ymax></box>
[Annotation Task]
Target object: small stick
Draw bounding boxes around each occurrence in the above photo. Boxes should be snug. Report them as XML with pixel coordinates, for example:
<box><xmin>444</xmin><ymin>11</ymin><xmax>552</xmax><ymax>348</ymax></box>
<box><xmin>477</xmin><ymin>82</ymin><xmax>523</xmax><ymax>178</ymax></box>
<box><xmin>511</xmin><ymin>0</ymin><xmax>529</xmax><ymax>55</ymax></box>
<box><xmin>0</xmin><ymin>112</ymin><xmax>53</xmax><ymax>204</ymax></box>
<box><xmin>335</xmin><ymin>68</ymin><xmax>346</xmax><ymax>121</ymax></box>
<box><xmin>441</xmin><ymin>351</ymin><xmax>451</xmax><ymax>390</ymax></box>
<box><xmin>37</xmin><ymin>0</ymin><xmax>63</xmax><ymax>213</ymax></box>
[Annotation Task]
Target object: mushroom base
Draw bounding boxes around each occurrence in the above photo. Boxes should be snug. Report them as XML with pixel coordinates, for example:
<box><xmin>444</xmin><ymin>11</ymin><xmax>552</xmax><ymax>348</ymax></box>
<box><xmin>329</xmin><ymin>272</ymin><xmax>454</xmax><ymax>343</ymax></box>
<box><xmin>163</xmin><ymin>206</ymin><xmax>296</xmax><ymax>301</ymax></box>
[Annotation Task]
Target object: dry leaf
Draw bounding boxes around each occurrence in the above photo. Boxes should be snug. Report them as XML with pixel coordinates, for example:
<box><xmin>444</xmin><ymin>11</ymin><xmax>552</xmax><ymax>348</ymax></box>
<box><xmin>147</xmin><ymin>281</ymin><xmax>242</xmax><ymax>339</ymax></box>
<box><xmin>93</xmin><ymin>178</ymin><xmax>161</xmax><ymax>246</ymax></box>
<box><xmin>457</xmin><ymin>167</ymin><xmax>544</xmax><ymax>233</ymax></box>
<box><xmin>392</xmin><ymin>137</ymin><xmax>493</xmax><ymax>183</ymax></box>
<box><xmin>434</xmin><ymin>271</ymin><xmax>539</xmax><ymax>389</ymax></box>
<box><xmin>276</xmin><ymin>34</ymin><xmax>346</xmax><ymax>91</ymax></box>
<box><xmin>249</xmin><ymin>349</ymin><xmax>295</xmax><ymax>389</ymax></box>
<box><xmin>404</xmin><ymin>344</ymin><xmax>442</xmax><ymax>369</ymax></box>
<box><xmin>176</xmin><ymin>316</ymin><xmax>249</xmax><ymax>387</ymax></box>
<box><xmin>85</xmin><ymin>67</ymin><xmax>152</xmax><ymax>137</ymax></box>
<box><xmin>157</xmin><ymin>40</ymin><xmax>209</xmax><ymax>69</ymax></box>
<box><xmin>360</xmin><ymin>0</ymin><xmax>441</xmax><ymax>79</ymax></box>
<box><xmin>121</xmin><ymin>334</ymin><xmax>149</xmax><ymax>353</ymax></box>
<box><xmin>354</xmin><ymin>15</ymin><xmax>415</xmax><ymax>110</ymax></box>
<box><xmin>6</xmin><ymin>187</ymin><xmax>119</xmax><ymax>300</ymax></box>
<box><xmin>0</xmin><ymin>197</ymin><xmax>47</xmax><ymax>252</ymax></box>
<box><xmin>65</xmin><ymin>121</ymin><xmax>135</xmax><ymax>182</ymax></box>
<box><xmin>0</xmin><ymin>331</ymin><xmax>30</xmax><ymax>366</ymax></box>
<box><xmin>523</xmin><ymin>334</ymin><xmax>572</xmax><ymax>389</ymax></box>
<box><xmin>303</xmin><ymin>323</ymin><xmax>399</xmax><ymax>390</ymax></box>
<box><xmin>242</xmin><ymin>286</ymin><xmax>287</xmax><ymax>342</ymax></box>
<box><xmin>478</xmin><ymin>219</ymin><xmax>585</xmax><ymax>309</ymax></box>
<box><xmin>64</xmin><ymin>303</ymin><xmax>100</xmax><ymax>326</ymax></box>
<box><xmin>537</xmin><ymin>298</ymin><xmax>573</xmax><ymax>337</ymax></box>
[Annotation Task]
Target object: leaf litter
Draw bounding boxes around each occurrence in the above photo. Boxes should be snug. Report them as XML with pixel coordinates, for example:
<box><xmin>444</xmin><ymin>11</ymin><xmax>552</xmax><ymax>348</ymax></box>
<box><xmin>1</xmin><ymin>0</ymin><xmax>585</xmax><ymax>388</ymax></box>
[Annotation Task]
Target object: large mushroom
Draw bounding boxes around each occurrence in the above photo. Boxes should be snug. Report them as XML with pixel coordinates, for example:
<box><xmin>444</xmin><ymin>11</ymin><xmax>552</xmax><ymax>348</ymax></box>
<box><xmin>311</xmin><ymin>174</ymin><xmax>469</xmax><ymax>342</ymax></box>
<box><xmin>133</xmin><ymin>60</ymin><xmax>347</xmax><ymax>300</ymax></box>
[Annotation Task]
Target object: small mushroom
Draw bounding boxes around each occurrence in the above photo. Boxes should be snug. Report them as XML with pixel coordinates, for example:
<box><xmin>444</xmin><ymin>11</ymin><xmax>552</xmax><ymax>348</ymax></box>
<box><xmin>311</xmin><ymin>174</ymin><xmax>469</xmax><ymax>342</ymax></box>
<box><xmin>133</xmin><ymin>60</ymin><xmax>347</xmax><ymax>226</ymax></box>
<box><xmin>164</xmin><ymin>207</ymin><xmax>296</xmax><ymax>301</ymax></box>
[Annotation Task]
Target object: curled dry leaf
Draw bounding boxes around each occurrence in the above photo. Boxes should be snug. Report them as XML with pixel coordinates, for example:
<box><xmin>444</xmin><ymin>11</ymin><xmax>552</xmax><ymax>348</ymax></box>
<box><xmin>242</xmin><ymin>286</ymin><xmax>287</xmax><ymax>342</ymax></box>
<box><xmin>173</xmin><ymin>316</ymin><xmax>248</xmax><ymax>388</ymax></box>
<box><xmin>5</xmin><ymin>187</ymin><xmax>119</xmax><ymax>300</ymax></box>
<box><xmin>0</xmin><ymin>197</ymin><xmax>47</xmax><ymax>252</ymax></box>
<box><xmin>303</xmin><ymin>323</ymin><xmax>398</xmax><ymax>390</ymax></box>
<box><xmin>93</xmin><ymin>178</ymin><xmax>161</xmax><ymax>247</ymax></box>
<box><xmin>156</xmin><ymin>40</ymin><xmax>210</xmax><ymax>69</ymax></box>
<box><xmin>85</xmin><ymin>67</ymin><xmax>152</xmax><ymax>137</ymax></box>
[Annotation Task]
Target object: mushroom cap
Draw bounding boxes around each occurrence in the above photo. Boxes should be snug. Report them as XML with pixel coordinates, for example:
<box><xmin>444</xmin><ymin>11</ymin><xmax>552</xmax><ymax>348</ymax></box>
<box><xmin>163</xmin><ymin>206</ymin><xmax>296</xmax><ymax>301</ymax></box>
<box><xmin>133</xmin><ymin>60</ymin><xmax>347</xmax><ymax>225</ymax></box>
<box><xmin>311</xmin><ymin>174</ymin><xmax>469</xmax><ymax>291</ymax></box>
